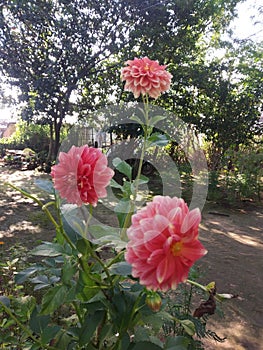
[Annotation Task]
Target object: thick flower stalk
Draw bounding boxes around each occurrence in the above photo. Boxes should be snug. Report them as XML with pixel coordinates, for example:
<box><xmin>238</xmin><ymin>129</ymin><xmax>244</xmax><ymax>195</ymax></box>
<box><xmin>121</xmin><ymin>57</ymin><xmax>172</xmax><ymax>99</ymax></box>
<box><xmin>125</xmin><ymin>196</ymin><xmax>207</xmax><ymax>291</ymax></box>
<box><xmin>51</xmin><ymin>145</ymin><xmax>114</xmax><ymax>206</ymax></box>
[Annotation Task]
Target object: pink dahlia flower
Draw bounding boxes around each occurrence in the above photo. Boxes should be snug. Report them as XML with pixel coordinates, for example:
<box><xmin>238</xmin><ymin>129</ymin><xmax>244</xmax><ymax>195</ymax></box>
<box><xmin>125</xmin><ymin>196</ymin><xmax>207</xmax><ymax>291</ymax></box>
<box><xmin>121</xmin><ymin>57</ymin><xmax>172</xmax><ymax>99</ymax></box>
<box><xmin>51</xmin><ymin>145</ymin><xmax>114</xmax><ymax>206</ymax></box>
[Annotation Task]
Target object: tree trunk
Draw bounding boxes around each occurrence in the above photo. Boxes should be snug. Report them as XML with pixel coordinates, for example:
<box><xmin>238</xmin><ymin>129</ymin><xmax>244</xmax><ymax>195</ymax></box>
<box><xmin>53</xmin><ymin>118</ymin><xmax>62</xmax><ymax>161</ymax></box>
<box><xmin>47</xmin><ymin>123</ymin><xmax>54</xmax><ymax>163</ymax></box>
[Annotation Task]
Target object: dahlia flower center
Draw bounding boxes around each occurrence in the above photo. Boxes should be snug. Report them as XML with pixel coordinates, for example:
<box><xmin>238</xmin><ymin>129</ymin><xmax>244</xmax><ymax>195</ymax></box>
<box><xmin>78</xmin><ymin>179</ymin><xmax>84</xmax><ymax>189</ymax></box>
<box><xmin>171</xmin><ymin>241</ymin><xmax>183</xmax><ymax>256</ymax></box>
<box><xmin>144</xmin><ymin>63</ymin><xmax>154</xmax><ymax>72</ymax></box>
<box><xmin>78</xmin><ymin>176</ymin><xmax>91</xmax><ymax>190</ymax></box>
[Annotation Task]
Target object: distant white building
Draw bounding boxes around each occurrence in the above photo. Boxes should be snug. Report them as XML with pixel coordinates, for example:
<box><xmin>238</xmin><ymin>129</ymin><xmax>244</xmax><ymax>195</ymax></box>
<box><xmin>0</xmin><ymin>122</ymin><xmax>16</xmax><ymax>138</ymax></box>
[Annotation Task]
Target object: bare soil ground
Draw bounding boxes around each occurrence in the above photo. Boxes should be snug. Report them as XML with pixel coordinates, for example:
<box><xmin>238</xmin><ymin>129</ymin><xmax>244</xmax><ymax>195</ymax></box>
<box><xmin>0</xmin><ymin>165</ymin><xmax>262</xmax><ymax>350</ymax></box>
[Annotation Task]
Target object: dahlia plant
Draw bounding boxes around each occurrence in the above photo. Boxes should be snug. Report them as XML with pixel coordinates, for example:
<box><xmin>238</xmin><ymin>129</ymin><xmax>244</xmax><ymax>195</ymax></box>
<box><xmin>0</xmin><ymin>58</ymin><xmax>230</xmax><ymax>349</ymax></box>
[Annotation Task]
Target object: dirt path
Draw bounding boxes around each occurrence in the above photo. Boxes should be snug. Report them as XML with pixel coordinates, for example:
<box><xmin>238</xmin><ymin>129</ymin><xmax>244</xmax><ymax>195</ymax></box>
<box><xmin>0</xmin><ymin>166</ymin><xmax>54</xmax><ymax>251</ymax></box>
<box><xmin>198</xmin><ymin>204</ymin><xmax>263</xmax><ymax>350</ymax></box>
<box><xmin>0</xmin><ymin>166</ymin><xmax>262</xmax><ymax>349</ymax></box>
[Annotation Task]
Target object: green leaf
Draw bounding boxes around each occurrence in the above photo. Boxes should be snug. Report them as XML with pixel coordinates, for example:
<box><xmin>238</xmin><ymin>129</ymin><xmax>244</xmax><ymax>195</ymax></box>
<box><xmin>0</xmin><ymin>296</ymin><xmax>10</xmax><ymax>307</ymax></box>
<box><xmin>114</xmin><ymin>198</ymin><xmax>133</xmax><ymax>229</ymax></box>
<box><xmin>61</xmin><ymin>203</ymin><xmax>88</xmax><ymax>237</ymax></box>
<box><xmin>205</xmin><ymin>281</ymin><xmax>216</xmax><ymax>291</ymax></box>
<box><xmin>34</xmin><ymin>179</ymin><xmax>54</xmax><ymax>194</ymax></box>
<box><xmin>29</xmin><ymin>343</ymin><xmax>42</xmax><ymax>350</ymax></box>
<box><xmin>137</xmin><ymin>174</ymin><xmax>149</xmax><ymax>185</ymax></box>
<box><xmin>147</xmin><ymin>133</ymin><xmax>169</xmax><ymax>147</ymax></box>
<box><xmin>1</xmin><ymin>319</ymin><xmax>16</xmax><ymax>329</ymax></box>
<box><xmin>164</xmin><ymin>336</ymin><xmax>191</xmax><ymax>350</ymax></box>
<box><xmin>78</xmin><ymin>310</ymin><xmax>105</xmax><ymax>346</ymax></box>
<box><xmin>88</xmin><ymin>225</ymin><xmax>126</xmax><ymax>250</ymax></box>
<box><xmin>61</xmin><ymin>259</ymin><xmax>76</xmax><ymax>285</ymax></box>
<box><xmin>114</xmin><ymin>198</ymin><xmax>132</xmax><ymax>215</ymax></box>
<box><xmin>29</xmin><ymin>307</ymin><xmax>50</xmax><ymax>334</ymax></box>
<box><xmin>98</xmin><ymin>324</ymin><xmax>113</xmax><ymax>345</ymax></box>
<box><xmin>89</xmin><ymin>225</ymin><xmax>121</xmax><ymax>239</ymax></box>
<box><xmin>133</xmin><ymin>326</ymin><xmax>150</xmax><ymax>343</ymax></box>
<box><xmin>30</xmin><ymin>275</ymin><xmax>49</xmax><ymax>285</ymax></box>
<box><xmin>110</xmin><ymin>178</ymin><xmax>124</xmax><ymax>189</ymax></box>
<box><xmin>30</xmin><ymin>275</ymin><xmax>56</xmax><ymax>290</ymax></box>
<box><xmin>179</xmin><ymin>319</ymin><xmax>195</xmax><ymax>336</ymax></box>
<box><xmin>149</xmin><ymin>115</ymin><xmax>166</xmax><ymax>126</ymax></box>
<box><xmin>130</xmin><ymin>114</ymin><xmax>144</xmax><ymax>125</ymax></box>
<box><xmin>134</xmin><ymin>326</ymin><xmax>163</xmax><ymax>346</ymax></box>
<box><xmin>77</xmin><ymin>270</ymin><xmax>102</xmax><ymax>301</ymax></box>
<box><xmin>76</xmin><ymin>238</ymin><xmax>89</xmax><ymax>255</ymax></box>
<box><xmin>41</xmin><ymin>325</ymin><xmax>61</xmax><ymax>344</ymax></box>
<box><xmin>15</xmin><ymin>265</ymin><xmax>44</xmax><ymax>284</ymax></box>
<box><xmin>84</xmin><ymin>344</ymin><xmax>97</xmax><ymax>350</ymax></box>
<box><xmin>112</xmin><ymin>157</ymin><xmax>132</xmax><ymax>179</ymax></box>
<box><xmin>109</xmin><ymin>262</ymin><xmax>132</xmax><ymax>276</ymax></box>
<box><xmin>118</xmin><ymin>332</ymin><xmax>131</xmax><ymax>350</ymax></box>
<box><xmin>64</xmin><ymin>285</ymin><xmax>77</xmax><ymax>303</ymax></box>
<box><xmin>129</xmin><ymin>341</ymin><xmax>162</xmax><ymax>350</ymax></box>
<box><xmin>41</xmin><ymin>285</ymin><xmax>68</xmax><ymax>315</ymax></box>
<box><xmin>54</xmin><ymin>329</ymin><xmax>73</xmax><ymax>349</ymax></box>
<box><xmin>142</xmin><ymin>310</ymin><xmax>173</xmax><ymax>331</ymax></box>
<box><xmin>92</xmin><ymin>234</ymin><xmax>127</xmax><ymax>250</ymax></box>
<box><xmin>30</xmin><ymin>275</ymin><xmax>60</xmax><ymax>291</ymax></box>
<box><xmin>31</xmin><ymin>242</ymin><xmax>64</xmax><ymax>257</ymax></box>
<box><xmin>131</xmin><ymin>175</ymin><xmax>149</xmax><ymax>191</ymax></box>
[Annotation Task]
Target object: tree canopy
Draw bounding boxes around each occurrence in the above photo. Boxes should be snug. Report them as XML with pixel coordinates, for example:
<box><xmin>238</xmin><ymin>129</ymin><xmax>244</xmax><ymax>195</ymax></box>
<box><xmin>0</xmin><ymin>0</ymin><xmax>262</xmax><ymax>164</ymax></box>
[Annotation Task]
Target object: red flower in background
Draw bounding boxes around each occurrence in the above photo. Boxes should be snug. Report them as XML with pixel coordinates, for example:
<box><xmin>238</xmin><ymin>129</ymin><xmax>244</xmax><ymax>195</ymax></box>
<box><xmin>121</xmin><ymin>57</ymin><xmax>172</xmax><ymax>99</ymax></box>
<box><xmin>51</xmin><ymin>145</ymin><xmax>114</xmax><ymax>206</ymax></box>
<box><xmin>125</xmin><ymin>196</ymin><xmax>207</xmax><ymax>291</ymax></box>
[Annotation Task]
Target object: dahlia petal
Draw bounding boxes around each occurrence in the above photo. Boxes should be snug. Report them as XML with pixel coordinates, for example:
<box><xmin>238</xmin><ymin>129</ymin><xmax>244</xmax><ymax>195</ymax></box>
<box><xmin>147</xmin><ymin>249</ymin><xmax>165</xmax><ymax>265</ymax></box>
<box><xmin>125</xmin><ymin>195</ymin><xmax>206</xmax><ymax>291</ymax></box>
<box><xmin>121</xmin><ymin>56</ymin><xmax>172</xmax><ymax>99</ymax></box>
<box><xmin>156</xmin><ymin>257</ymin><xmax>170</xmax><ymax>284</ymax></box>
<box><xmin>167</xmin><ymin>207</ymin><xmax>183</xmax><ymax>225</ymax></box>
<box><xmin>181</xmin><ymin>208</ymin><xmax>201</xmax><ymax>234</ymax></box>
<box><xmin>51</xmin><ymin>145</ymin><xmax>114</xmax><ymax>206</ymax></box>
<box><xmin>181</xmin><ymin>241</ymin><xmax>207</xmax><ymax>261</ymax></box>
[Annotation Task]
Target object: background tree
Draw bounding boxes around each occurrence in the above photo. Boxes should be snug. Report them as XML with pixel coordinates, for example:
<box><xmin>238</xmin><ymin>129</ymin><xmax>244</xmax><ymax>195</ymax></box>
<box><xmin>77</xmin><ymin>1</ymin><xmax>244</xmax><ymax>134</ymax></box>
<box><xmin>0</xmin><ymin>0</ymin><xmax>149</xmax><ymax>160</ymax></box>
<box><xmin>1</xmin><ymin>0</ymin><xmax>261</xmax><ymax>167</ymax></box>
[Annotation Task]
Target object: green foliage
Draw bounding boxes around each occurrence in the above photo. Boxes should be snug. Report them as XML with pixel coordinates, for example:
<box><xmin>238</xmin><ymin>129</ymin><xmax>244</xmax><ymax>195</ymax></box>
<box><xmin>0</xmin><ymin>119</ymin><xmax>50</xmax><ymax>153</ymax></box>
<box><xmin>0</xmin><ymin>171</ymin><xmax>228</xmax><ymax>349</ymax></box>
<box><xmin>207</xmin><ymin>141</ymin><xmax>263</xmax><ymax>203</ymax></box>
<box><xmin>1</xmin><ymin>0</ymin><xmax>254</xmax><ymax>164</ymax></box>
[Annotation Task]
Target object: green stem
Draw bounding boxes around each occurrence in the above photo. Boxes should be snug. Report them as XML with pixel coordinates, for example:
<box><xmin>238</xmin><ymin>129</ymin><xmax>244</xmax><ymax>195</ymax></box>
<box><xmin>186</xmin><ymin>279</ymin><xmax>208</xmax><ymax>293</ymax></box>
<box><xmin>79</xmin><ymin>261</ymin><xmax>107</xmax><ymax>288</ymax></box>
<box><xmin>6</xmin><ymin>182</ymin><xmax>57</xmax><ymax>231</ymax></box>
<box><xmin>106</xmin><ymin>250</ymin><xmax>124</xmax><ymax>268</ymax></box>
<box><xmin>79</xmin><ymin>247</ymin><xmax>112</xmax><ymax>288</ymax></box>
<box><xmin>120</xmin><ymin>94</ymin><xmax>150</xmax><ymax>240</ymax></box>
<box><xmin>132</xmin><ymin>94</ymin><xmax>150</xmax><ymax>201</ymax></box>
<box><xmin>186</xmin><ymin>284</ymin><xmax>193</xmax><ymax>314</ymax></box>
<box><xmin>78</xmin><ymin>204</ymin><xmax>93</xmax><ymax>239</ymax></box>
<box><xmin>57</xmin><ymin>224</ymin><xmax>76</xmax><ymax>251</ymax></box>
<box><xmin>41</xmin><ymin>201</ymin><xmax>60</xmax><ymax>229</ymax></box>
<box><xmin>85</xmin><ymin>240</ymin><xmax>113</xmax><ymax>287</ymax></box>
<box><xmin>6</xmin><ymin>182</ymin><xmax>77</xmax><ymax>252</ymax></box>
<box><xmin>5</xmin><ymin>182</ymin><xmax>44</xmax><ymax>208</ymax></box>
<box><xmin>72</xmin><ymin>301</ymin><xmax>83</xmax><ymax>324</ymax></box>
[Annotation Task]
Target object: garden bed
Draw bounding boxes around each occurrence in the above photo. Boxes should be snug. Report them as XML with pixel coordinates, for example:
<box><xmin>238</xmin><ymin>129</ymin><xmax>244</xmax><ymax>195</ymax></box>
<box><xmin>0</xmin><ymin>166</ymin><xmax>262</xmax><ymax>349</ymax></box>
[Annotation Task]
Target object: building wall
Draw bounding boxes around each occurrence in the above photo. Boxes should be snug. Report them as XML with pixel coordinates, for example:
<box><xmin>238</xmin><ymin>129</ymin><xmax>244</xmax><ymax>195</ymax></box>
<box><xmin>2</xmin><ymin>123</ymin><xmax>16</xmax><ymax>138</ymax></box>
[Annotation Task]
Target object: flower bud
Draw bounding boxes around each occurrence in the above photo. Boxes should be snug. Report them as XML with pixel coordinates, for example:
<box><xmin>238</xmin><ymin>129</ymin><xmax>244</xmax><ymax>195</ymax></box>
<box><xmin>145</xmin><ymin>292</ymin><xmax>162</xmax><ymax>312</ymax></box>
